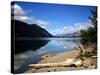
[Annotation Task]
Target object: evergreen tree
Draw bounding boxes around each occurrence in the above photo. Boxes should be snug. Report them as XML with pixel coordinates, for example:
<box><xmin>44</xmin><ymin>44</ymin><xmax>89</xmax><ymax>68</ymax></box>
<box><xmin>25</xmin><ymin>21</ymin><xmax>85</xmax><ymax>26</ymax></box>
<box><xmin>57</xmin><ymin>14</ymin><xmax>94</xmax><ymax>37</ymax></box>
<box><xmin>80</xmin><ymin>7</ymin><xmax>97</xmax><ymax>45</ymax></box>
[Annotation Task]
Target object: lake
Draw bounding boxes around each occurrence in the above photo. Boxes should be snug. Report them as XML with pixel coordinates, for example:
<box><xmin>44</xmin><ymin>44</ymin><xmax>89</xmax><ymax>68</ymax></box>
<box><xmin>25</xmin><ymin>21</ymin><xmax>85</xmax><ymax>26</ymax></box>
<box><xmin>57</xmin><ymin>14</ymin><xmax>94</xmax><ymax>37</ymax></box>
<box><xmin>14</xmin><ymin>37</ymin><xmax>80</xmax><ymax>73</ymax></box>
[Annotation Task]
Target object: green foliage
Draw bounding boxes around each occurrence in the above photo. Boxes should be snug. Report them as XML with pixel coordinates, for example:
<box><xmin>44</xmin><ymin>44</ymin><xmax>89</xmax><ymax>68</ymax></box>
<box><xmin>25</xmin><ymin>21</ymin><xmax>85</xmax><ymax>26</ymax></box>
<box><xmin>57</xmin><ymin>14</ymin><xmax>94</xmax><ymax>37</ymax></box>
<box><xmin>80</xmin><ymin>27</ymin><xmax>97</xmax><ymax>44</ymax></box>
<box><xmin>80</xmin><ymin>8</ymin><xmax>97</xmax><ymax>45</ymax></box>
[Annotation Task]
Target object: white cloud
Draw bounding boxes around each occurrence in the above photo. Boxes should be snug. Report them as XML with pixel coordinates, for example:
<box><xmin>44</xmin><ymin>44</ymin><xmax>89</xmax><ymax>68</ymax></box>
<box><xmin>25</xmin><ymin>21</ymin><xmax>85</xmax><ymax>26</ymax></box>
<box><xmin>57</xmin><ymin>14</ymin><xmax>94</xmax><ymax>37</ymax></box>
<box><xmin>11</xmin><ymin>4</ymin><xmax>26</xmax><ymax>15</ymax></box>
<box><xmin>52</xmin><ymin>22</ymin><xmax>93</xmax><ymax>35</ymax></box>
<box><xmin>14</xmin><ymin>15</ymin><xmax>29</xmax><ymax>21</ymax></box>
<box><xmin>11</xmin><ymin>4</ymin><xmax>50</xmax><ymax>28</ymax></box>
<box><xmin>30</xmin><ymin>18</ymin><xmax>49</xmax><ymax>28</ymax></box>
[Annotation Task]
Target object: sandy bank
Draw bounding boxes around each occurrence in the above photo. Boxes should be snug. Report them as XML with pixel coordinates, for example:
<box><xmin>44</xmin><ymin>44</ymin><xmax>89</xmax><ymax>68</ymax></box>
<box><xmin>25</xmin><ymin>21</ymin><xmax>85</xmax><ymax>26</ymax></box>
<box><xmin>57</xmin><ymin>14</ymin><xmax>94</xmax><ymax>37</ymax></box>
<box><xmin>25</xmin><ymin>50</ymin><xmax>97</xmax><ymax>73</ymax></box>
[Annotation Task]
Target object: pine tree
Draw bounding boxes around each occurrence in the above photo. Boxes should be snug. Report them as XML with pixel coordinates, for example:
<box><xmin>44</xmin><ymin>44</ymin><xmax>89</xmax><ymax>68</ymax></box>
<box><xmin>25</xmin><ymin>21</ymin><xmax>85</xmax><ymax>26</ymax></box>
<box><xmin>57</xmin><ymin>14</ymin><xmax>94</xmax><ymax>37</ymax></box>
<box><xmin>80</xmin><ymin>7</ymin><xmax>97</xmax><ymax>45</ymax></box>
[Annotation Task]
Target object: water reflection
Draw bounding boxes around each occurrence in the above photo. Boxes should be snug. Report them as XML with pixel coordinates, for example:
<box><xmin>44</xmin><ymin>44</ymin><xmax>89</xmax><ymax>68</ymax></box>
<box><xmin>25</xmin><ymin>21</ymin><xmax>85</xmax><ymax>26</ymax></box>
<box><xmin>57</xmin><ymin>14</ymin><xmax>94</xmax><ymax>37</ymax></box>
<box><xmin>36</xmin><ymin>38</ymin><xmax>80</xmax><ymax>53</ymax></box>
<box><xmin>15</xmin><ymin>38</ymin><xmax>50</xmax><ymax>54</ymax></box>
<box><xmin>14</xmin><ymin>37</ymin><xmax>80</xmax><ymax>73</ymax></box>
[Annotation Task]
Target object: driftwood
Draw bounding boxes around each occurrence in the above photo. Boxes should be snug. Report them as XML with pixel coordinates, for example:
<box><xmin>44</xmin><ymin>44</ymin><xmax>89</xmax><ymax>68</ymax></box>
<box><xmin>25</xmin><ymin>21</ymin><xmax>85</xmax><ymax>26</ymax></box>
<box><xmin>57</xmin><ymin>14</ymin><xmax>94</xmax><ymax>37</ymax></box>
<box><xmin>29</xmin><ymin>58</ymin><xmax>83</xmax><ymax>68</ymax></box>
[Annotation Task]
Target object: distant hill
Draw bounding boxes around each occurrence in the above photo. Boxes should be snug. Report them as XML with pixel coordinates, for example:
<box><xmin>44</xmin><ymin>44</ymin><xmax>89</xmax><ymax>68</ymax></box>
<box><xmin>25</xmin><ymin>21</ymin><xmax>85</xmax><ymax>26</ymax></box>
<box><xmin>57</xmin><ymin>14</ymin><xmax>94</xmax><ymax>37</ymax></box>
<box><xmin>11</xmin><ymin>20</ymin><xmax>52</xmax><ymax>37</ymax></box>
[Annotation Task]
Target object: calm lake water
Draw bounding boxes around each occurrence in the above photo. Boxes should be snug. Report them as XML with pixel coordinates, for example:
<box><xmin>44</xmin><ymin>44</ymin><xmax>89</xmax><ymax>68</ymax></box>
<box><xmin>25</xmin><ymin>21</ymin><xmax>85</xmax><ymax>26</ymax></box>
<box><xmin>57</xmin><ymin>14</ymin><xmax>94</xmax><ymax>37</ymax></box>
<box><xmin>14</xmin><ymin>37</ymin><xmax>80</xmax><ymax>73</ymax></box>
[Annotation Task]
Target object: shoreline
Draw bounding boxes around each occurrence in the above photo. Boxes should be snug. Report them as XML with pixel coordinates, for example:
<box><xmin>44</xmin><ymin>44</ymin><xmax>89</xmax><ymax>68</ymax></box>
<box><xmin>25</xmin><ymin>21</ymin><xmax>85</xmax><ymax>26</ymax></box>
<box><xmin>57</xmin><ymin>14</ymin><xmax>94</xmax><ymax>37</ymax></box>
<box><xmin>25</xmin><ymin>49</ymin><xmax>97</xmax><ymax>73</ymax></box>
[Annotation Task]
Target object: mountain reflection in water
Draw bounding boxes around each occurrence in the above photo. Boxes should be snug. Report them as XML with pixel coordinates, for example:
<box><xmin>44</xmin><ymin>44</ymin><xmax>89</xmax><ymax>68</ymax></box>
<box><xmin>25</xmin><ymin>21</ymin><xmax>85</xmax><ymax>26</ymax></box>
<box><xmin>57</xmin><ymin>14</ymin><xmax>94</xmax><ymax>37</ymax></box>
<box><xmin>15</xmin><ymin>38</ymin><xmax>50</xmax><ymax>54</ymax></box>
<box><xmin>14</xmin><ymin>37</ymin><xmax>80</xmax><ymax>73</ymax></box>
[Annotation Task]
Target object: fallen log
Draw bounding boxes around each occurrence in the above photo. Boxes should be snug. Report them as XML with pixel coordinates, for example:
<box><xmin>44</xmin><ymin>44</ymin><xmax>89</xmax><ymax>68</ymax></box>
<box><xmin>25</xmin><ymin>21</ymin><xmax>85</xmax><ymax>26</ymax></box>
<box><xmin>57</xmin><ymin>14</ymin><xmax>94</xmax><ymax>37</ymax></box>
<box><xmin>29</xmin><ymin>58</ymin><xmax>82</xmax><ymax>68</ymax></box>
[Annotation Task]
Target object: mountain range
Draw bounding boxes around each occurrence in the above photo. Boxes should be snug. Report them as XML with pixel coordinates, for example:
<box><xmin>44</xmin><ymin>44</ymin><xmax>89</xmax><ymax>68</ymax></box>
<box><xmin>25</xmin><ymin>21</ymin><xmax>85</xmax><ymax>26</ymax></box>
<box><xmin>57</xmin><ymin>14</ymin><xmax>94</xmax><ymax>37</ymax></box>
<box><xmin>55</xmin><ymin>31</ymin><xmax>80</xmax><ymax>37</ymax></box>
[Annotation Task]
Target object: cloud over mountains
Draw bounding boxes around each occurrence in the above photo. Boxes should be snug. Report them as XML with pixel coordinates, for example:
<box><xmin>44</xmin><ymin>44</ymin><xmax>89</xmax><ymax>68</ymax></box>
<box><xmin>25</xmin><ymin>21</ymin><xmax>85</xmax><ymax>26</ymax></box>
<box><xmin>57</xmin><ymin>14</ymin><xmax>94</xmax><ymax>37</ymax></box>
<box><xmin>11</xmin><ymin>3</ymin><xmax>94</xmax><ymax>35</ymax></box>
<box><xmin>11</xmin><ymin>4</ymin><xmax>49</xmax><ymax>28</ymax></box>
<box><xmin>52</xmin><ymin>22</ymin><xmax>93</xmax><ymax>35</ymax></box>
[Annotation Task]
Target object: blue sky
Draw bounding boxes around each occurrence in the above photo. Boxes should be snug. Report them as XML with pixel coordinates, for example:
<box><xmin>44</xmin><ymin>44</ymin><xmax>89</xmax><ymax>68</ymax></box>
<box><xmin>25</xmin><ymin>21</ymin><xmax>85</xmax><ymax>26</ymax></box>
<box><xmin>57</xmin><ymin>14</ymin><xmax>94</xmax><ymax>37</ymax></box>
<box><xmin>12</xmin><ymin>1</ymin><xmax>96</xmax><ymax>35</ymax></box>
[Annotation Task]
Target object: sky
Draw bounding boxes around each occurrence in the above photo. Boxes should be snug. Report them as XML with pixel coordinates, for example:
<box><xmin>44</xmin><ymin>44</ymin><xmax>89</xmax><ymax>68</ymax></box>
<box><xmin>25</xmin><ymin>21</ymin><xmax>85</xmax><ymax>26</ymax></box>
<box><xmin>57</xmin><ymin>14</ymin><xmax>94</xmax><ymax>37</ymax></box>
<box><xmin>11</xmin><ymin>1</ymin><xmax>96</xmax><ymax>35</ymax></box>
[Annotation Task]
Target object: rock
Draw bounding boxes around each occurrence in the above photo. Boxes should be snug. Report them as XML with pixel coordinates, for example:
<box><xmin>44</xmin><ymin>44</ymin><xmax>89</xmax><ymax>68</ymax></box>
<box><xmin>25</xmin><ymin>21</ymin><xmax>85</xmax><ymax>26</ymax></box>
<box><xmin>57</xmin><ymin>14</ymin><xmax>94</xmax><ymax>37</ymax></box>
<box><xmin>47</xmin><ymin>70</ymin><xmax>50</xmax><ymax>72</ymax></box>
